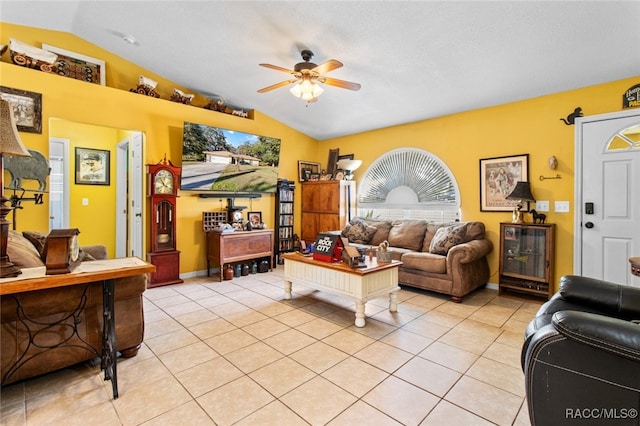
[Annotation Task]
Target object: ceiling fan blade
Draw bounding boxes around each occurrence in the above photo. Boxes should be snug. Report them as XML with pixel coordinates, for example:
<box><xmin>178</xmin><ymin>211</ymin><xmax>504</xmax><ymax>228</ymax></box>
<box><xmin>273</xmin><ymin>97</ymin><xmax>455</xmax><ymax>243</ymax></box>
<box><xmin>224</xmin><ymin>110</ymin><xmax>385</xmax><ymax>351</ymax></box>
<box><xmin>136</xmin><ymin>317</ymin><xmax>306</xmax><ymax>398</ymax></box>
<box><xmin>318</xmin><ymin>76</ymin><xmax>361</xmax><ymax>91</ymax></box>
<box><xmin>259</xmin><ymin>63</ymin><xmax>296</xmax><ymax>74</ymax></box>
<box><xmin>312</xmin><ymin>59</ymin><xmax>343</xmax><ymax>74</ymax></box>
<box><xmin>257</xmin><ymin>79</ymin><xmax>298</xmax><ymax>93</ymax></box>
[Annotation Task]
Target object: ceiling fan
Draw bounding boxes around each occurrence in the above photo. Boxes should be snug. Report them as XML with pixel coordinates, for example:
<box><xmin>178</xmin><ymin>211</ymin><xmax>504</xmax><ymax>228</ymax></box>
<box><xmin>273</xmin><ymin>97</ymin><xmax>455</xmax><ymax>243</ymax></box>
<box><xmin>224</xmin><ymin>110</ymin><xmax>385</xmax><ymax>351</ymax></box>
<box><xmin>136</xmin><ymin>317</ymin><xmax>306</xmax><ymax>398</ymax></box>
<box><xmin>257</xmin><ymin>49</ymin><xmax>361</xmax><ymax>102</ymax></box>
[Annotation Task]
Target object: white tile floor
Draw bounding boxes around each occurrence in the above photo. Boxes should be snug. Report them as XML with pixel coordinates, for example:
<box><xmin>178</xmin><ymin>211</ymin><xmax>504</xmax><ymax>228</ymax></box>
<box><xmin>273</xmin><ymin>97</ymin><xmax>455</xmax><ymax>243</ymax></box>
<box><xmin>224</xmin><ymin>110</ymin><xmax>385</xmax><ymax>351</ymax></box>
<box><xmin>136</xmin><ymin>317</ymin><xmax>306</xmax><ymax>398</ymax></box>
<box><xmin>1</xmin><ymin>266</ymin><xmax>540</xmax><ymax>425</ymax></box>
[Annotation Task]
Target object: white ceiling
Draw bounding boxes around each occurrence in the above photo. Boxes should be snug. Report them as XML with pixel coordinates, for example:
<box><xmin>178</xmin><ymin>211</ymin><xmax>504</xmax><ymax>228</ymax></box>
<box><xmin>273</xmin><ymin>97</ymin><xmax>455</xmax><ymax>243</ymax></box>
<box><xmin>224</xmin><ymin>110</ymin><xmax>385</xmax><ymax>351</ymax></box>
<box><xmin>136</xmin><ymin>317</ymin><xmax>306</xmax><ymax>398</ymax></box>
<box><xmin>1</xmin><ymin>1</ymin><xmax>639</xmax><ymax>140</ymax></box>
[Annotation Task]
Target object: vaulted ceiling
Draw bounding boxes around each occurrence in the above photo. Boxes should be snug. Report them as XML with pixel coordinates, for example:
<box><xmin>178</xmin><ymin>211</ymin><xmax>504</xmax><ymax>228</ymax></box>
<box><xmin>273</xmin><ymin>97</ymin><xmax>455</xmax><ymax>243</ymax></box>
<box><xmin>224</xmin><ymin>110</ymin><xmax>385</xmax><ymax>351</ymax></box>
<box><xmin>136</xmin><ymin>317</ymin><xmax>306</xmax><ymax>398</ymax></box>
<box><xmin>2</xmin><ymin>1</ymin><xmax>638</xmax><ymax>140</ymax></box>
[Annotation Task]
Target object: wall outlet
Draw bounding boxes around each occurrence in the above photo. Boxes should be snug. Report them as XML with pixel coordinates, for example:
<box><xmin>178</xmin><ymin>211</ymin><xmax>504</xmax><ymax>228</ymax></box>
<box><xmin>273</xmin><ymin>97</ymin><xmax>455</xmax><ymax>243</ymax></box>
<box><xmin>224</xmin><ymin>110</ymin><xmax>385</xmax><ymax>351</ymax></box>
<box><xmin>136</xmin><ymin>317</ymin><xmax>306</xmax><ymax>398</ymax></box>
<box><xmin>555</xmin><ymin>201</ymin><xmax>570</xmax><ymax>212</ymax></box>
<box><xmin>535</xmin><ymin>201</ymin><xmax>549</xmax><ymax>212</ymax></box>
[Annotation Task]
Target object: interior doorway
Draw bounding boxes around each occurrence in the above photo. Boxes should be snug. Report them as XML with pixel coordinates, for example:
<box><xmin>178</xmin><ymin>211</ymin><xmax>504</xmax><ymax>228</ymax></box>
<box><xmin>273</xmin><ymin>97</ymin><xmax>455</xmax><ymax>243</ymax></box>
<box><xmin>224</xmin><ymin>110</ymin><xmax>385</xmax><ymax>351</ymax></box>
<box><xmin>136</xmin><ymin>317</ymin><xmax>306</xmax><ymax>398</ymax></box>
<box><xmin>48</xmin><ymin>138</ymin><xmax>70</xmax><ymax>230</ymax></box>
<box><xmin>49</xmin><ymin>119</ymin><xmax>144</xmax><ymax>257</ymax></box>
<box><xmin>574</xmin><ymin>109</ymin><xmax>640</xmax><ymax>286</ymax></box>
<box><xmin>116</xmin><ymin>133</ymin><xmax>144</xmax><ymax>258</ymax></box>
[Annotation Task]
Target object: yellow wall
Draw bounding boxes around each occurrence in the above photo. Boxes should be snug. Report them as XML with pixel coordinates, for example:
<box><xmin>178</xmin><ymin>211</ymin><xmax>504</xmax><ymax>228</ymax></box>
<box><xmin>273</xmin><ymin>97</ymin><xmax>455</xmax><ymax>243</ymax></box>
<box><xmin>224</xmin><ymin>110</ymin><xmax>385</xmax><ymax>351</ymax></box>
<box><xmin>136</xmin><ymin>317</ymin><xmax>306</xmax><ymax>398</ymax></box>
<box><xmin>322</xmin><ymin>77</ymin><xmax>639</xmax><ymax>288</ymax></box>
<box><xmin>1</xmin><ymin>23</ymin><xmax>317</xmax><ymax>271</ymax></box>
<box><xmin>49</xmin><ymin>118</ymin><xmax>119</xmax><ymax>251</ymax></box>
<box><xmin>2</xmin><ymin>22</ymin><xmax>638</xmax><ymax>289</ymax></box>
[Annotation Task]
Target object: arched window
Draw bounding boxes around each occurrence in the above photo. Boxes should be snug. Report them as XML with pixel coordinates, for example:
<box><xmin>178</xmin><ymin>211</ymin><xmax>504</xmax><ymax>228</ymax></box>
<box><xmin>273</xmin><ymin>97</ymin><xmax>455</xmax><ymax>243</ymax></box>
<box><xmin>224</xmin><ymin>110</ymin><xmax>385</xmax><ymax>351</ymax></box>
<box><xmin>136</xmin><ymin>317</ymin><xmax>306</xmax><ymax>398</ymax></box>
<box><xmin>357</xmin><ymin>148</ymin><xmax>460</xmax><ymax>221</ymax></box>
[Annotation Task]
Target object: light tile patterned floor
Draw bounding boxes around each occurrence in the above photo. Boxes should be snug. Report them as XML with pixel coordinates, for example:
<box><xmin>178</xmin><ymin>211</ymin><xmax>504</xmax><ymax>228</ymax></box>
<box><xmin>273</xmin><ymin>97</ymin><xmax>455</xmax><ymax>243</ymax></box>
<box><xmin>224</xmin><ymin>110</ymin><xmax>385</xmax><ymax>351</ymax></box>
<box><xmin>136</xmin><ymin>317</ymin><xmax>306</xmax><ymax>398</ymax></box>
<box><xmin>0</xmin><ymin>266</ymin><xmax>541</xmax><ymax>425</ymax></box>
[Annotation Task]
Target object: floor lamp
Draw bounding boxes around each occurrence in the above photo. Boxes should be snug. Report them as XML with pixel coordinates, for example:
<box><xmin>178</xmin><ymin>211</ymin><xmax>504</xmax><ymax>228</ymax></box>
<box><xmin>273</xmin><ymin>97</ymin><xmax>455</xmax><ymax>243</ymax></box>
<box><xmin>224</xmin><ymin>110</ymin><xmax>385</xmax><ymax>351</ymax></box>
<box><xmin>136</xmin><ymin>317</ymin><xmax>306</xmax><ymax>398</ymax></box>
<box><xmin>336</xmin><ymin>159</ymin><xmax>362</xmax><ymax>222</ymax></box>
<box><xmin>1</xmin><ymin>98</ymin><xmax>31</xmax><ymax>277</ymax></box>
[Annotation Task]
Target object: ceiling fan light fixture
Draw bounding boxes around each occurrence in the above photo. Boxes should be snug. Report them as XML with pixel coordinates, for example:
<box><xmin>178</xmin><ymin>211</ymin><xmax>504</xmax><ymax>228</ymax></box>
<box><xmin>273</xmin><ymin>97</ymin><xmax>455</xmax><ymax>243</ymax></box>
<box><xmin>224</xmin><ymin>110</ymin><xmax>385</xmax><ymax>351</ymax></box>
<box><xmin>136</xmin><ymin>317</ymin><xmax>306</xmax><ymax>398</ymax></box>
<box><xmin>290</xmin><ymin>78</ymin><xmax>324</xmax><ymax>102</ymax></box>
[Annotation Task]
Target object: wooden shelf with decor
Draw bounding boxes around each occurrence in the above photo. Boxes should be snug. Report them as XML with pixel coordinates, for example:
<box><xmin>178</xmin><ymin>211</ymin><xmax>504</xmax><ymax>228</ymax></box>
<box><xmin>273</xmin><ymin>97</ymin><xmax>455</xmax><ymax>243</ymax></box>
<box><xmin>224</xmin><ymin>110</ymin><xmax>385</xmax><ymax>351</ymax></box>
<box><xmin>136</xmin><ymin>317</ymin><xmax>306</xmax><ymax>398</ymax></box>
<box><xmin>499</xmin><ymin>222</ymin><xmax>555</xmax><ymax>299</ymax></box>
<box><xmin>300</xmin><ymin>180</ymin><xmax>355</xmax><ymax>245</ymax></box>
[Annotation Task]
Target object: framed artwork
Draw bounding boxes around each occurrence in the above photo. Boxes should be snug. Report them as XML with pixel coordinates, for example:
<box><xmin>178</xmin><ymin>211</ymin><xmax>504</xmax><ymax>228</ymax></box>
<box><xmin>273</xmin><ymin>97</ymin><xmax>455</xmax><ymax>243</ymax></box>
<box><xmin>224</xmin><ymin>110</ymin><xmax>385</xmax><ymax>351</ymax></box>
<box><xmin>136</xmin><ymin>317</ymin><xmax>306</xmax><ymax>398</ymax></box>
<box><xmin>0</xmin><ymin>86</ymin><xmax>42</xmax><ymax>133</ymax></box>
<box><xmin>298</xmin><ymin>161</ymin><xmax>321</xmax><ymax>182</ymax></box>
<box><xmin>42</xmin><ymin>44</ymin><xmax>106</xmax><ymax>85</ymax></box>
<box><xmin>247</xmin><ymin>211</ymin><xmax>263</xmax><ymax>227</ymax></box>
<box><xmin>75</xmin><ymin>147</ymin><xmax>110</xmax><ymax>185</ymax></box>
<box><xmin>327</xmin><ymin>148</ymin><xmax>340</xmax><ymax>178</ymax></box>
<box><xmin>479</xmin><ymin>154</ymin><xmax>529</xmax><ymax>212</ymax></box>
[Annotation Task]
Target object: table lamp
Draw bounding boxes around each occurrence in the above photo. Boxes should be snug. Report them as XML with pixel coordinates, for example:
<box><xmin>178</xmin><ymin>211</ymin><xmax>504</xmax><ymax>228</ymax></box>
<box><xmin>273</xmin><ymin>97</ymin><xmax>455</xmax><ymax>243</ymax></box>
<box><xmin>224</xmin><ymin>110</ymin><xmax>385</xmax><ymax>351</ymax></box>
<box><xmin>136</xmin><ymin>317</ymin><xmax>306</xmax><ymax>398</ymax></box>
<box><xmin>506</xmin><ymin>181</ymin><xmax>535</xmax><ymax>223</ymax></box>
<box><xmin>1</xmin><ymin>98</ymin><xmax>31</xmax><ymax>277</ymax></box>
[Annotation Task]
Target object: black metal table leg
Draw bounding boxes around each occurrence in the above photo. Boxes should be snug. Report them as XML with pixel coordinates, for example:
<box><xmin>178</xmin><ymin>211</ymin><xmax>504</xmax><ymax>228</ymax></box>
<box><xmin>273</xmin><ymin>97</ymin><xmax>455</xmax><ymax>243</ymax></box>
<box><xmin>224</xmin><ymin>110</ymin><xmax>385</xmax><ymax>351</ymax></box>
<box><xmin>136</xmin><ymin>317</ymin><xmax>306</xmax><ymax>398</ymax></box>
<box><xmin>102</xmin><ymin>278</ymin><xmax>118</xmax><ymax>399</ymax></box>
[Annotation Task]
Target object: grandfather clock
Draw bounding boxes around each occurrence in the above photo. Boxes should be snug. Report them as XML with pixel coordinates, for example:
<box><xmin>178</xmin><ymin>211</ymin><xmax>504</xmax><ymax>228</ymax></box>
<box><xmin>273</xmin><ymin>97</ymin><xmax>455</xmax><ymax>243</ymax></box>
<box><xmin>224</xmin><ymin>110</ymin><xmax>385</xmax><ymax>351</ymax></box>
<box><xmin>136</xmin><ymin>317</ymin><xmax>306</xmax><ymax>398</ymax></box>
<box><xmin>146</xmin><ymin>157</ymin><xmax>183</xmax><ymax>287</ymax></box>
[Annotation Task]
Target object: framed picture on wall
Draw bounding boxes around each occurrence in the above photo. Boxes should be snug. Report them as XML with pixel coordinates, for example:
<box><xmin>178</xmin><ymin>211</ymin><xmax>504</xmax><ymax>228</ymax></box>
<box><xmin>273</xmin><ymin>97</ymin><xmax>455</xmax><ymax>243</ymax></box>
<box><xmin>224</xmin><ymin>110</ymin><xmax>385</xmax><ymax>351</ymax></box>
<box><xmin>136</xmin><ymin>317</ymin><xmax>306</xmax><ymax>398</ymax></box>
<box><xmin>75</xmin><ymin>147</ymin><xmax>110</xmax><ymax>185</ymax></box>
<box><xmin>298</xmin><ymin>161</ymin><xmax>321</xmax><ymax>182</ymax></box>
<box><xmin>42</xmin><ymin>44</ymin><xmax>106</xmax><ymax>85</ymax></box>
<box><xmin>479</xmin><ymin>154</ymin><xmax>529</xmax><ymax>212</ymax></box>
<box><xmin>247</xmin><ymin>211</ymin><xmax>263</xmax><ymax>227</ymax></box>
<box><xmin>327</xmin><ymin>148</ymin><xmax>340</xmax><ymax>178</ymax></box>
<box><xmin>0</xmin><ymin>86</ymin><xmax>42</xmax><ymax>133</ymax></box>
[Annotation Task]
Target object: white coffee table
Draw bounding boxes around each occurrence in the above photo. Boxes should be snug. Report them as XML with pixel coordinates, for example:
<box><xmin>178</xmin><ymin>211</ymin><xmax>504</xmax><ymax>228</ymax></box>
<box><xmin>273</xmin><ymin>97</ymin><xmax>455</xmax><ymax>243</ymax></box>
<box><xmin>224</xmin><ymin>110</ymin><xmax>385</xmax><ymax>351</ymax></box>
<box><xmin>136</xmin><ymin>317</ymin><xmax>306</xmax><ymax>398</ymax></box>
<box><xmin>281</xmin><ymin>252</ymin><xmax>402</xmax><ymax>327</ymax></box>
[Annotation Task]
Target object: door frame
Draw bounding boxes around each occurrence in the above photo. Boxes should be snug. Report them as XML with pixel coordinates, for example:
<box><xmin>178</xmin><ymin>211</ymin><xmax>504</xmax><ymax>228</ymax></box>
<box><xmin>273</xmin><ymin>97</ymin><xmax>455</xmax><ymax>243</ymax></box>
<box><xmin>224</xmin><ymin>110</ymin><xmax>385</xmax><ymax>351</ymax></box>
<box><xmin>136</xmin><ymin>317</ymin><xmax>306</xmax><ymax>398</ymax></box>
<box><xmin>573</xmin><ymin>108</ymin><xmax>640</xmax><ymax>275</ymax></box>
<box><xmin>48</xmin><ymin>137</ymin><xmax>70</xmax><ymax>230</ymax></box>
<box><xmin>115</xmin><ymin>133</ymin><xmax>144</xmax><ymax>258</ymax></box>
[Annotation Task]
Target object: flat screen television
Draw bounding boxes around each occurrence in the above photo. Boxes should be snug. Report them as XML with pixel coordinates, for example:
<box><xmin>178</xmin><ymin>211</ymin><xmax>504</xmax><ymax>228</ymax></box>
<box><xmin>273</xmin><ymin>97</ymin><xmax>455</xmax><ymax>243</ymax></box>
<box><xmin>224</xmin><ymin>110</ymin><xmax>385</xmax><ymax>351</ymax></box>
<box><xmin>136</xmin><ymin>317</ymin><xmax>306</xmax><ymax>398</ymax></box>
<box><xmin>180</xmin><ymin>122</ymin><xmax>281</xmax><ymax>193</ymax></box>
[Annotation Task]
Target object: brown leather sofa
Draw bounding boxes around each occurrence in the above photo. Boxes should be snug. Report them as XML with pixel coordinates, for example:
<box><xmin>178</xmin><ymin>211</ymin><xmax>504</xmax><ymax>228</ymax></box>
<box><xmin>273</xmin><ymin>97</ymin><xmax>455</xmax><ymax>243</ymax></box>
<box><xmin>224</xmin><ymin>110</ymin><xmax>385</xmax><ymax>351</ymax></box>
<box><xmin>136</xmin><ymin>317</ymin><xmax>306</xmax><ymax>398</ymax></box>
<box><xmin>522</xmin><ymin>275</ymin><xmax>640</xmax><ymax>426</ymax></box>
<box><xmin>340</xmin><ymin>218</ymin><xmax>493</xmax><ymax>302</ymax></box>
<box><xmin>1</xmin><ymin>230</ymin><xmax>147</xmax><ymax>385</ymax></box>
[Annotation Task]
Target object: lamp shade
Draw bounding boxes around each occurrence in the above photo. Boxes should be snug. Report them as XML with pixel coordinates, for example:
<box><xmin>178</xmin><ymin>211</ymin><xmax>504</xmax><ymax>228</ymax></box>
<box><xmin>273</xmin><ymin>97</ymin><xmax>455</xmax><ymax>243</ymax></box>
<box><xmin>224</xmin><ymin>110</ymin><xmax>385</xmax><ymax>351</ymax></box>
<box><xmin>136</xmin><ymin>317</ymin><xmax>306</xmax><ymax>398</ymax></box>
<box><xmin>0</xmin><ymin>99</ymin><xmax>30</xmax><ymax>157</ymax></box>
<box><xmin>506</xmin><ymin>181</ymin><xmax>535</xmax><ymax>202</ymax></box>
<box><xmin>336</xmin><ymin>159</ymin><xmax>362</xmax><ymax>172</ymax></box>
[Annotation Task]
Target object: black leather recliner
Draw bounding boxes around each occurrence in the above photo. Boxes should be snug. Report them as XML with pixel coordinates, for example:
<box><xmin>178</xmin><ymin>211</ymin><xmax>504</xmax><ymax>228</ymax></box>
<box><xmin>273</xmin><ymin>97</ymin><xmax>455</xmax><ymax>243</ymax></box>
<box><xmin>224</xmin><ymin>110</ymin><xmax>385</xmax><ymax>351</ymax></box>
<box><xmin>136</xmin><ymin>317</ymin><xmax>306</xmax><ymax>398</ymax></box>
<box><xmin>522</xmin><ymin>275</ymin><xmax>640</xmax><ymax>426</ymax></box>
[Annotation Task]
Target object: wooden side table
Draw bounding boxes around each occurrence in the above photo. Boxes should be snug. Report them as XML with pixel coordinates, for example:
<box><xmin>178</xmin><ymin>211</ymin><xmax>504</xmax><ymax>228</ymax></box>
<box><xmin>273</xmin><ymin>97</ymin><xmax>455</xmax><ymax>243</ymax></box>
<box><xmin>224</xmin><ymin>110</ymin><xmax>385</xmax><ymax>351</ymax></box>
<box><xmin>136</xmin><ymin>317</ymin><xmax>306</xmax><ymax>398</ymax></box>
<box><xmin>206</xmin><ymin>229</ymin><xmax>274</xmax><ymax>280</ymax></box>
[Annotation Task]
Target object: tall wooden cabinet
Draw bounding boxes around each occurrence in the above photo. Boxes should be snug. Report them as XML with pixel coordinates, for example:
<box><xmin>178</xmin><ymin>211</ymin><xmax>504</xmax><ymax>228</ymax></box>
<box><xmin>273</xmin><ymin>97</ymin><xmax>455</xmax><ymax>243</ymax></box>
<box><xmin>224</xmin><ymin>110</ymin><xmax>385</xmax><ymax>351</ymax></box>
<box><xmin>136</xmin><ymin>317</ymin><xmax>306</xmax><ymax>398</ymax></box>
<box><xmin>300</xmin><ymin>180</ymin><xmax>355</xmax><ymax>244</ymax></box>
<box><xmin>499</xmin><ymin>222</ymin><xmax>555</xmax><ymax>299</ymax></box>
<box><xmin>275</xmin><ymin>178</ymin><xmax>295</xmax><ymax>264</ymax></box>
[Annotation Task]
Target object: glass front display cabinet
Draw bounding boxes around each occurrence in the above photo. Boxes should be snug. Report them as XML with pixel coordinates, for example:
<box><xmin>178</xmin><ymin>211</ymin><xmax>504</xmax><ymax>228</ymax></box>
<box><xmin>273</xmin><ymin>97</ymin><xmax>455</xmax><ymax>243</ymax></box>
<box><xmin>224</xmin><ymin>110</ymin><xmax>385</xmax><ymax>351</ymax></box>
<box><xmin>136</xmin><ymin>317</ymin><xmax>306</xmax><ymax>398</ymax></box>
<box><xmin>499</xmin><ymin>222</ymin><xmax>555</xmax><ymax>299</ymax></box>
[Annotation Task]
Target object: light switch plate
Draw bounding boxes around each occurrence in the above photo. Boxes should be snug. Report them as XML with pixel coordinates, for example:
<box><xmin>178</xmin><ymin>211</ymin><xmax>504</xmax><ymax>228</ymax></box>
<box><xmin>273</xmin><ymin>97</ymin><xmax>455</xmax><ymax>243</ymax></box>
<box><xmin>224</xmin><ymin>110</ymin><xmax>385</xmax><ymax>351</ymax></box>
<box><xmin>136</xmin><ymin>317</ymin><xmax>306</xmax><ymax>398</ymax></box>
<box><xmin>555</xmin><ymin>201</ymin><xmax>570</xmax><ymax>212</ymax></box>
<box><xmin>536</xmin><ymin>201</ymin><xmax>549</xmax><ymax>212</ymax></box>
<box><xmin>82</xmin><ymin>198</ymin><xmax>89</xmax><ymax>206</ymax></box>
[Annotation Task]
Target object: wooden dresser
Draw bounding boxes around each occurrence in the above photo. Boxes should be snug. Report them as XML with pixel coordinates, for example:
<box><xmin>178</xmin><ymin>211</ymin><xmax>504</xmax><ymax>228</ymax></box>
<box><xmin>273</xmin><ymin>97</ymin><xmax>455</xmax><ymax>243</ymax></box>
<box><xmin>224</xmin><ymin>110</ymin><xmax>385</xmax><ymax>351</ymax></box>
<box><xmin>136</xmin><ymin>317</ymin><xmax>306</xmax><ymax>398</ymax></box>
<box><xmin>300</xmin><ymin>180</ymin><xmax>355</xmax><ymax>244</ymax></box>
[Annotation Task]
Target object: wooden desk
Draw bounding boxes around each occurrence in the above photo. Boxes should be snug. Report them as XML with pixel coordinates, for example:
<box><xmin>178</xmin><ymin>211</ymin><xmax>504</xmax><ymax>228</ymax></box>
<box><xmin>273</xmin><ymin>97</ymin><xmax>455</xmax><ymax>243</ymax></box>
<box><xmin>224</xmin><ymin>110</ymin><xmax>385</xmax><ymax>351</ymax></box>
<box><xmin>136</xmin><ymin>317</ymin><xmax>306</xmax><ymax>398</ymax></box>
<box><xmin>206</xmin><ymin>229</ymin><xmax>274</xmax><ymax>280</ymax></box>
<box><xmin>282</xmin><ymin>252</ymin><xmax>402</xmax><ymax>327</ymax></box>
<box><xmin>0</xmin><ymin>258</ymin><xmax>154</xmax><ymax>399</ymax></box>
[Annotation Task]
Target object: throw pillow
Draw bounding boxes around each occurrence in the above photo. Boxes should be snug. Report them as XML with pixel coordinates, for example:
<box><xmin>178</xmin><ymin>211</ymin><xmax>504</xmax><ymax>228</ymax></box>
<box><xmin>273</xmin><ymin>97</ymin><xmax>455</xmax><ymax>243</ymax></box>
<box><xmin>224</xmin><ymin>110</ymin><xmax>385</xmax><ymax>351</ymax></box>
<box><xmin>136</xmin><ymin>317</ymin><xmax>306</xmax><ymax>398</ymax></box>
<box><xmin>387</xmin><ymin>220</ymin><xmax>428</xmax><ymax>251</ymax></box>
<box><xmin>346</xmin><ymin>221</ymin><xmax>378</xmax><ymax>244</ymax></box>
<box><xmin>7</xmin><ymin>230</ymin><xmax>45</xmax><ymax>268</ymax></box>
<box><xmin>429</xmin><ymin>223</ymin><xmax>468</xmax><ymax>255</ymax></box>
<box><xmin>22</xmin><ymin>231</ymin><xmax>48</xmax><ymax>261</ymax></box>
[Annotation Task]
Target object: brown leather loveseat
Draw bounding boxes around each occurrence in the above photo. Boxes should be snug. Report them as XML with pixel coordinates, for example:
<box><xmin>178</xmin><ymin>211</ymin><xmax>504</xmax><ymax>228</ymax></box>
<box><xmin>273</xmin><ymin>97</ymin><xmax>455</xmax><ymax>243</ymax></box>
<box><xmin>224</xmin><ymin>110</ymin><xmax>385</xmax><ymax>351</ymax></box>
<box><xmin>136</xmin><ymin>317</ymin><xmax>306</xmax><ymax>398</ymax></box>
<box><xmin>1</xmin><ymin>230</ymin><xmax>147</xmax><ymax>385</ymax></box>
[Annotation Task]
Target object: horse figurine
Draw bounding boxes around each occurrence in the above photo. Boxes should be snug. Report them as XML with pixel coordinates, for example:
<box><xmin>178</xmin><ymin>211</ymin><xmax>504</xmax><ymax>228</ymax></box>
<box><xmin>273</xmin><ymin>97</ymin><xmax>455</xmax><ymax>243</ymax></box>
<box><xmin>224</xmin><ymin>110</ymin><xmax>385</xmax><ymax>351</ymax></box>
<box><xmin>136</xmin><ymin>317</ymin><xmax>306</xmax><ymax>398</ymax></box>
<box><xmin>530</xmin><ymin>209</ymin><xmax>546</xmax><ymax>224</ymax></box>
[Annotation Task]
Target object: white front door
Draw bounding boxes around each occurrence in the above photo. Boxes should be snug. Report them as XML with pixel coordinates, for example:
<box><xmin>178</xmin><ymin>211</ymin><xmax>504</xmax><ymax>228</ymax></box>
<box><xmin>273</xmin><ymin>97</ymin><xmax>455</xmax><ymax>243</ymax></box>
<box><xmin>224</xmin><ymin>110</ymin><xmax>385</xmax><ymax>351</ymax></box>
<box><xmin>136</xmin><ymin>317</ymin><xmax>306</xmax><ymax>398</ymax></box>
<box><xmin>574</xmin><ymin>109</ymin><xmax>640</xmax><ymax>286</ymax></box>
